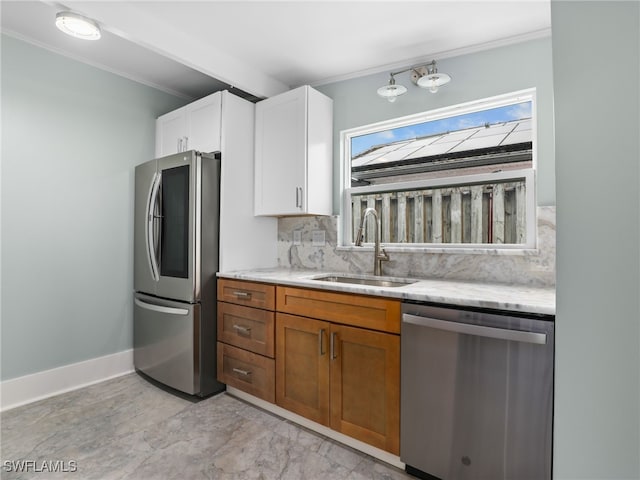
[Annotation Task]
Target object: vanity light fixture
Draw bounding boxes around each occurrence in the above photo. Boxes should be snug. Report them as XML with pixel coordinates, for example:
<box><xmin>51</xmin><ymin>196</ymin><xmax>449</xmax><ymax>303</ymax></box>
<box><xmin>55</xmin><ymin>11</ymin><xmax>101</xmax><ymax>41</ymax></box>
<box><xmin>376</xmin><ymin>74</ymin><xmax>408</xmax><ymax>103</ymax></box>
<box><xmin>377</xmin><ymin>60</ymin><xmax>451</xmax><ymax>102</ymax></box>
<box><xmin>415</xmin><ymin>60</ymin><xmax>452</xmax><ymax>93</ymax></box>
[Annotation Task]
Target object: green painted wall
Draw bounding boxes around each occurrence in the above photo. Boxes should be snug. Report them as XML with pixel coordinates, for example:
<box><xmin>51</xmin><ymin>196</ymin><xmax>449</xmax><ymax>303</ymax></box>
<box><xmin>552</xmin><ymin>1</ymin><xmax>640</xmax><ymax>478</ymax></box>
<box><xmin>316</xmin><ymin>36</ymin><xmax>555</xmax><ymax>211</ymax></box>
<box><xmin>1</xmin><ymin>35</ymin><xmax>187</xmax><ymax>380</ymax></box>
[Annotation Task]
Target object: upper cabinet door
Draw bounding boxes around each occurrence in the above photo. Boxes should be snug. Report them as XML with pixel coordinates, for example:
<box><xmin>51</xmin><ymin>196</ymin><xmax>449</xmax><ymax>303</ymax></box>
<box><xmin>156</xmin><ymin>109</ymin><xmax>186</xmax><ymax>157</ymax></box>
<box><xmin>255</xmin><ymin>85</ymin><xmax>333</xmax><ymax>216</ymax></box>
<box><xmin>255</xmin><ymin>87</ymin><xmax>307</xmax><ymax>216</ymax></box>
<box><xmin>155</xmin><ymin>92</ymin><xmax>222</xmax><ymax>157</ymax></box>
<box><xmin>186</xmin><ymin>93</ymin><xmax>222</xmax><ymax>154</ymax></box>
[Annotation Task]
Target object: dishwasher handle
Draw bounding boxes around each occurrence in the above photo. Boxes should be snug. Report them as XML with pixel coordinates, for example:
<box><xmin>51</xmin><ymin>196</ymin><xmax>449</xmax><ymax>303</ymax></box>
<box><xmin>402</xmin><ymin>313</ymin><xmax>547</xmax><ymax>345</ymax></box>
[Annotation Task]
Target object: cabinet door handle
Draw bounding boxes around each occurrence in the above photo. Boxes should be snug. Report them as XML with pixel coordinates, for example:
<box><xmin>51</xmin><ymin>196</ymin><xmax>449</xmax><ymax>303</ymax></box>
<box><xmin>318</xmin><ymin>328</ymin><xmax>326</xmax><ymax>356</ymax></box>
<box><xmin>295</xmin><ymin>186</ymin><xmax>303</xmax><ymax>209</ymax></box>
<box><xmin>233</xmin><ymin>291</ymin><xmax>252</xmax><ymax>300</ymax></box>
<box><xmin>184</xmin><ymin>136</ymin><xmax>189</xmax><ymax>151</ymax></box>
<box><xmin>330</xmin><ymin>332</ymin><xmax>338</xmax><ymax>359</ymax></box>
<box><xmin>233</xmin><ymin>324</ymin><xmax>251</xmax><ymax>335</ymax></box>
<box><xmin>232</xmin><ymin>367</ymin><xmax>251</xmax><ymax>377</ymax></box>
<box><xmin>178</xmin><ymin>137</ymin><xmax>183</xmax><ymax>152</ymax></box>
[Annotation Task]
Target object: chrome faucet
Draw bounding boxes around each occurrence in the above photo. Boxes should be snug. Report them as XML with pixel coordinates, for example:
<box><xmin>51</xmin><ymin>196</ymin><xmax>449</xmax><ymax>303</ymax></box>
<box><xmin>354</xmin><ymin>207</ymin><xmax>389</xmax><ymax>276</ymax></box>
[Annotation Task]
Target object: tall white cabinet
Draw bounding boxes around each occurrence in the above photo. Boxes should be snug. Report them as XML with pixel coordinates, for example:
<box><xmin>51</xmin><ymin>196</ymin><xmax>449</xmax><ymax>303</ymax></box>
<box><xmin>254</xmin><ymin>85</ymin><xmax>333</xmax><ymax>216</ymax></box>
<box><xmin>156</xmin><ymin>92</ymin><xmax>222</xmax><ymax>157</ymax></box>
<box><xmin>156</xmin><ymin>91</ymin><xmax>277</xmax><ymax>272</ymax></box>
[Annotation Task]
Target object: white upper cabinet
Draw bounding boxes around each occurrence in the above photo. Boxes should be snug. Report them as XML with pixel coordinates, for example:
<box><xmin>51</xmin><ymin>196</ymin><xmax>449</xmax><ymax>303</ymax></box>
<box><xmin>254</xmin><ymin>85</ymin><xmax>333</xmax><ymax>216</ymax></box>
<box><xmin>154</xmin><ymin>91</ymin><xmax>278</xmax><ymax>272</ymax></box>
<box><xmin>156</xmin><ymin>92</ymin><xmax>222</xmax><ymax>157</ymax></box>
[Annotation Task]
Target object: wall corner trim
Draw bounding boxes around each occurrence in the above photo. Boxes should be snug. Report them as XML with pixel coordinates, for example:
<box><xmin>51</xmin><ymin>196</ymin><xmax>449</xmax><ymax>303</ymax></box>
<box><xmin>0</xmin><ymin>349</ymin><xmax>134</xmax><ymax>412</ymax></box>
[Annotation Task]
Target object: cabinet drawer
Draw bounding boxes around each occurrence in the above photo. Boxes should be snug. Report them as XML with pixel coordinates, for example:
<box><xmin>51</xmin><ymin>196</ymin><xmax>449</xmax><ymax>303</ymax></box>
<box><xmin>276</xmin><ymin>286</ymin><xmax>401</xmax><ymax>334</ymax></box>
<box><xmin>217</xmin><ymin>302</ymin><xmax>275</xmax><ymax>357</ymax></box>
<box><xmin>217</xmin><ymin>342</ymin><xmax>275</xmax><ymax>403</ymax></box>
<box><xmin>218</xmin><ymin>279</ymin><xmax>275</xmax><ymax>310</ymax></box>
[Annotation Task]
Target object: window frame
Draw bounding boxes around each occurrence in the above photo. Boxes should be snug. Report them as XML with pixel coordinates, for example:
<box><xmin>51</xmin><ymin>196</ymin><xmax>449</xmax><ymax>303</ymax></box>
<box><xmin>339</xmin><ymin>89</ymin><xmax>538</xmax><ymax>251</ymax></box>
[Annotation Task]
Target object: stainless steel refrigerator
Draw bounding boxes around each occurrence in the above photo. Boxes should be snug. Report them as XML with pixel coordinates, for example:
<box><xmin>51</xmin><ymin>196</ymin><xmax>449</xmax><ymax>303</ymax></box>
<box><xmin>133</xmin><ymin>150</ymin><xmax>224</xmax><ymax>397</ymax></box>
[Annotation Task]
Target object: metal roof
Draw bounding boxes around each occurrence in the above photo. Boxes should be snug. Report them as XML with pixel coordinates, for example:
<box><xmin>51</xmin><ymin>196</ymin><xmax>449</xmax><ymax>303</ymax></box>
<box><xmin>352</xmin><ymin>118</ymin><xmax>532</xmax><ymax>168</ymax></box>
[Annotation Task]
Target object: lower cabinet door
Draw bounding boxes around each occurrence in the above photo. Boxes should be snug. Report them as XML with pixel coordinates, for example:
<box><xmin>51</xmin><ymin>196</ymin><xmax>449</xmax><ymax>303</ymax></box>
<box><xmin>275</xmin><ymin>313</ymin><xmax>400</xmax><ymax>454</ymax></box>
<box><xmin>217</xmin><ymin>342</ymin><xmax>275</xmax><ymax>403</ymax></box>
<box><xmin>275</xmin><ymin>313</ymin><xmax>330</xmax><ymax>426</ymax></box>
<box><xmin>329</xmin><ymin>324</ymin><xmax>400</xmax><ymax>455</ymax></box>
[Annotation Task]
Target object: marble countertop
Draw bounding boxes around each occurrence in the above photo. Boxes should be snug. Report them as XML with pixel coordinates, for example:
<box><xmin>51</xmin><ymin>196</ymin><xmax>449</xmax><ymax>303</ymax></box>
<box><xmin>217</xmin><ymin>268</ymin><xmax>556</xmax><ymax>316</ymax></box>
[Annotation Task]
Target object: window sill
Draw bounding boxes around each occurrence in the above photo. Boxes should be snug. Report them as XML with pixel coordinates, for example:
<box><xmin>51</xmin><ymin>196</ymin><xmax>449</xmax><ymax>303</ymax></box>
<box><xmin>336</xmin><ymin>245</ymin><xmax>540</xmax><ymax>256</ymax></box>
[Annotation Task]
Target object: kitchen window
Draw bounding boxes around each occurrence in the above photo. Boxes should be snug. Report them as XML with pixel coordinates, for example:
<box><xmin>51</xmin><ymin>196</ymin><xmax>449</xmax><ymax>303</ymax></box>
<box><xmin>341</xmin><ymin>89</ymin><xmax>537</xmax><ymax>249</ymax></box>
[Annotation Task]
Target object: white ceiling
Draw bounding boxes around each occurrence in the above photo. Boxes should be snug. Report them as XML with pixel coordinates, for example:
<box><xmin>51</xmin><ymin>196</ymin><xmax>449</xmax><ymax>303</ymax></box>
<box><xmin>1</xmin><ymin>1</ymin><xmax>551</xmax><ymax>101</ymax></box>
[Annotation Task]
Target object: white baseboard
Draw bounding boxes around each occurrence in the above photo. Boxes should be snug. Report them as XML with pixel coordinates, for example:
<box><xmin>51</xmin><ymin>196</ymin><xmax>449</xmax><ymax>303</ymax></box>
<box><xmin>226</xmin><ymin>386</ymin><xmax>405</xmax><ymax>470</ymax></box>
<box><xmin>0</xmin><ymin>349</ymin><xmax>134</xmax><ymax>412</ymax></box>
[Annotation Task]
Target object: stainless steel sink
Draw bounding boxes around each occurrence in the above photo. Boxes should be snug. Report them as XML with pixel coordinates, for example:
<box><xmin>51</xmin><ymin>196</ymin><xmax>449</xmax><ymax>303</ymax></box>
<box><xmin>311</xmin><ymin>274</ymin><xmax>417</xmax><ymax>288</ymax></box>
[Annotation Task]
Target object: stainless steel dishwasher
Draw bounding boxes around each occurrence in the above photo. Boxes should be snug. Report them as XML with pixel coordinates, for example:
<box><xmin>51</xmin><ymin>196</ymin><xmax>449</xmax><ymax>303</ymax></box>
<box><xmin>401</xmin><ymin>301</ymin><xmax>554</xmax><ymax>480</ymax></box>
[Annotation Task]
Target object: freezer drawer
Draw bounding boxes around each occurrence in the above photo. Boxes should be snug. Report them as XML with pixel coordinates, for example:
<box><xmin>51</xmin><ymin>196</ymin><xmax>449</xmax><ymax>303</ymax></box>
<box><xmin>134</xmin><ymin>293</ymin><xmax>199</xmax><ymax>395</ymax></box>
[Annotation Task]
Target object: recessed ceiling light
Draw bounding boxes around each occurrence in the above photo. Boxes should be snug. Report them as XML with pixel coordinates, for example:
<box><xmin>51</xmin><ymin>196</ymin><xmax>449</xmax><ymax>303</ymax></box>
<box><xmin>55</xmin><ymin>11</ymin><xmax>101</xmax><ymax>41</ymax></box>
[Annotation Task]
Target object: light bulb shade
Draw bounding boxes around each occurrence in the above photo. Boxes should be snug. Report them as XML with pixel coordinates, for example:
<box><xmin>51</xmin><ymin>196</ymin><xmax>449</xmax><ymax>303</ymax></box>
<box><xmin>56</xmin><ymin>11</ymin><xmax>101</xmax><ymax>40</ymax></box>
<box><xmin>417</xmin><ymin>72</ymin><xmax>451</xmax><ymax>93</ymax></box>
<box><xmin>377</xmin><ymin>83</ymin><xmax>407</xmax><ymax>100</ymax></box>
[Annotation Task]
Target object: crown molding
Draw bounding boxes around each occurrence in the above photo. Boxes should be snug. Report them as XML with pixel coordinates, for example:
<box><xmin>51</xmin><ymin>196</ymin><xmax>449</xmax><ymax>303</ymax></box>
<box><xmin>310</xmin><ymin>28</ymin><xmax>552</xmax><ymax>88</ymax></box>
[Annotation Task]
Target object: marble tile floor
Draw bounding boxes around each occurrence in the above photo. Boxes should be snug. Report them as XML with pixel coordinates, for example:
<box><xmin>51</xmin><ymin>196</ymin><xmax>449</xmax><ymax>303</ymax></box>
<box><xmin>1</xmin><ymin>373</ymin><xmax>413</xmax><ymax>480</ymax></box>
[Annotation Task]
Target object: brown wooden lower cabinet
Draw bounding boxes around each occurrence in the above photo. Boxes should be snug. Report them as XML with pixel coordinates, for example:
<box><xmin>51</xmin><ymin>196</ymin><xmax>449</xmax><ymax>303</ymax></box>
<box><xmin>330</xmin><ymin>323</ymin><xmax>400</xmax><ymax>455</ymax></box>
<box><xmin>216</xmin><ymin>279</ymin><xmax>276</xmax><ymax>403</ymax></box>
<box><xmin>217</xmin><ymin>342</ymin><xmax>275</xmax><ymax>403</ymax></box>
<box><xmin>275</xmin><ymin>313</ymin><xmax>330</xmax><ymax>425</ymax></box>
<box><xmin>275</xmin><ymin>312</ymin><xmax>400</xmax><ymax>455</ymax></box>
<box><xmin>218</xmin><ymin>301</ymin><xmax>275</xmax><ymax>357</ymax></box>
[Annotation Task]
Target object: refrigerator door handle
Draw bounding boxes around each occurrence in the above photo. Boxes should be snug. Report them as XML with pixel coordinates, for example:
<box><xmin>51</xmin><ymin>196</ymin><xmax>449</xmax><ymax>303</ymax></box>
<box><xmin>146</xmin><ymin>172</ymin><xmax>162</xmax><ymax>281</ymax></box>
<box><xmin>134</xmin><ymin>298</ymin><xmax>189</xmax><ymax>316</ymax></box>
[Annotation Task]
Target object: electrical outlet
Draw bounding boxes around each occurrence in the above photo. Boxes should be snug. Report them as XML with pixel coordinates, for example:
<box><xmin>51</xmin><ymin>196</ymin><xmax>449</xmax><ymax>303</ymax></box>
<box><xmin>293</xmin><ymin>230</ymin><xmax>302</xmax><ymax>245</ymax></box>
<box><xmin>312</xmin><ymin>230</ymin><xmax>325</xmax><ymax>247</ymax></box>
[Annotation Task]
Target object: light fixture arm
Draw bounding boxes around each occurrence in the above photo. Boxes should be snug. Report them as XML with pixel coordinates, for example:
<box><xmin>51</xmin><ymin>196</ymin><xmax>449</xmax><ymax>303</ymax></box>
<box><xmin>387</xmin><ymin>66</ymin><xmax>424</xmax><ymax>79</ymax></box>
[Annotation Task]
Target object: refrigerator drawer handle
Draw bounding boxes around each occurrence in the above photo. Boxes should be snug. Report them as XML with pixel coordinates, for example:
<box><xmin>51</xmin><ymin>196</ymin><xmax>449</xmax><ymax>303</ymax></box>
<box><xmin>402</xmin><ymin>313</ymin><xmax>547</xmax><ymax>345</ymax></box>
<box><xmin>135</xmin><ymin>298</ymin><xmax>189</xmax><ymax>316</ymax></box>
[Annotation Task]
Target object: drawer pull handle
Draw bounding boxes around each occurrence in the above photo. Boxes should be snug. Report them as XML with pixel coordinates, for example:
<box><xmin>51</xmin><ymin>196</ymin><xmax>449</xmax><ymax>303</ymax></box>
<box><xmin>233</xmin><ymin>291</ymin><xmax>252</xmax><ymax>299</ymax></box>
<box><xmin>318</xmin><ymin>328</ymin><xmax>326</xmax><ymax>356</ymax></box>
<box><xmin>233</xmin><ymin>324</ymin><xmax>252</xmax><ymax>335</ymax></box>
<box><xmin>232</xmin><ymin>367</ymin><xmax>251</xmax><ymax>376</ymax></box>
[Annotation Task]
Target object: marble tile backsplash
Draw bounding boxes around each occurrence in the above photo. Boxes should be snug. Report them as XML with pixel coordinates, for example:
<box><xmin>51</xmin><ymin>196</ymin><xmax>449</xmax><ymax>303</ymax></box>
<box><xmin>277</xmin><ymin>206</ymin><xmax>556</xmax><ymax>287</ymax></box>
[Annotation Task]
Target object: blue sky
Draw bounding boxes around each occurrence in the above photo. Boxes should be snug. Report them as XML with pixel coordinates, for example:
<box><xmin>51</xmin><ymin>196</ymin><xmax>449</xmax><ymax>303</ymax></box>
<box><xmin>351</xmin><ymin>101</ymin><xmax>532</xmax><ymax>158</ymax></box>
